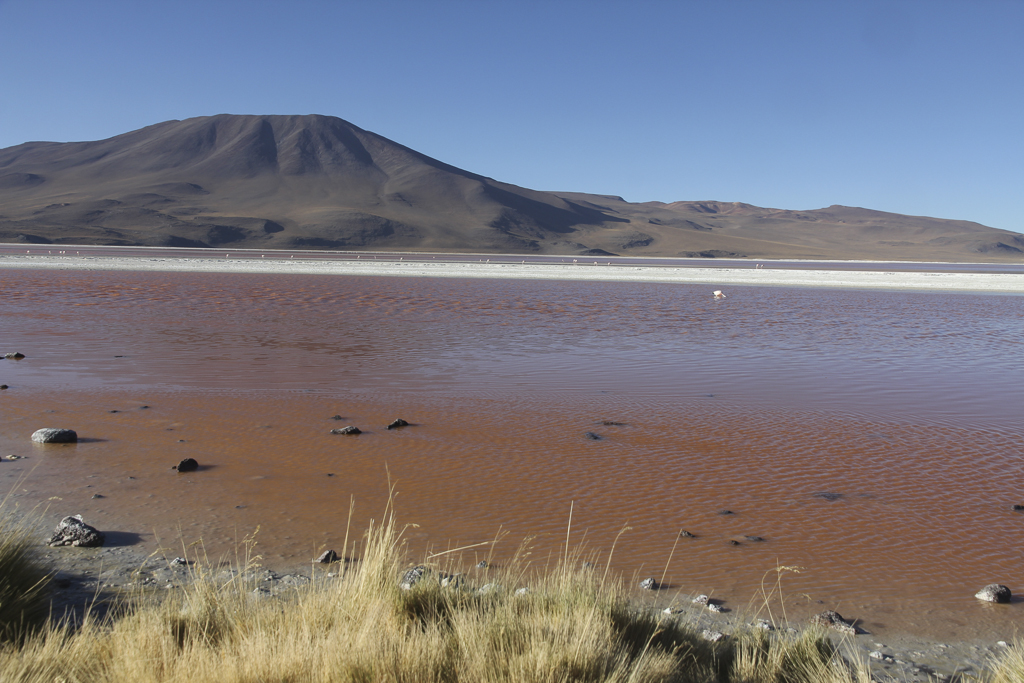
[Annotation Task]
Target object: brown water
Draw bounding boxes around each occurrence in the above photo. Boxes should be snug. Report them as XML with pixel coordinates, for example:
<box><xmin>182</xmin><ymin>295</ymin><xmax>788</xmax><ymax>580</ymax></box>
<box><xmin>2</xmin><ymin>268</ymin><xmax>1022</xmax><ymax>641</ymax></box>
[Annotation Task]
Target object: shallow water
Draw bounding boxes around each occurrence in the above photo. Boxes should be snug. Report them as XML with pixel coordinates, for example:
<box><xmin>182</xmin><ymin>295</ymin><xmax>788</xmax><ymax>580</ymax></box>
<box><xmin>1</xmin><ymin>268</ymin><xmax>1022</xmax><ymax>641</ymax></box>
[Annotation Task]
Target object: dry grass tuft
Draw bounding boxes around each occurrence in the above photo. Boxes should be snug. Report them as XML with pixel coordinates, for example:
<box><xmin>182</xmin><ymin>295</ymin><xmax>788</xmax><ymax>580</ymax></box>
<box><xmin>0</xmin><ymin>504</ymin><xmax>51</xmax><ymax>645</ymax></box>
<box><xmin>1</xmin><ymin>494</ymin><xmax>1021</xmax><ymax>682</ymax></box>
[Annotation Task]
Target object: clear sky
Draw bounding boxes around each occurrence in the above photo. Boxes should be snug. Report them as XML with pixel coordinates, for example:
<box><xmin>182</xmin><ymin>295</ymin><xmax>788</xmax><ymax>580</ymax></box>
<box><xmin>1</xmin><ymin>0</ymin><xmax>1022</xmax><ymax>233</ymax></box>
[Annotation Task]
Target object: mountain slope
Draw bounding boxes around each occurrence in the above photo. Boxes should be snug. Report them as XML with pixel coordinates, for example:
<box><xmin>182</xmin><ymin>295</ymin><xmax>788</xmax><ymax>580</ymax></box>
<box><xmin>1</xmin><ymin>114</ymin><xmax>1021</xmax><ymax>261</ymax></box>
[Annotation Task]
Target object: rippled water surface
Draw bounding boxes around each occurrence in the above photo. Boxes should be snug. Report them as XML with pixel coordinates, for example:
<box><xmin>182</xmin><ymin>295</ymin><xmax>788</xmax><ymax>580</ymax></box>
<box><xmin>2</xmin><ymin>268</ymin><xmax>1022</xmax><ymax>640</ymax></box>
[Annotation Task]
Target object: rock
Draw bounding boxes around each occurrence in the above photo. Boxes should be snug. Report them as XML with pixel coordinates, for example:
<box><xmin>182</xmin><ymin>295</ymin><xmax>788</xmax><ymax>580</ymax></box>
<box><xmin>745</xmin><ymin>535</ymin><xmax>765</xmax><ymax>542</ymax></box>
<box><xmin>315</xmin><ymin>549</ymin><xmax>339</xmax><ymax>564</ymax></box>
<box><xmin>91</xmin><ymin>494</ymin><xmax>103</xmax><ymax>499</ymax></box>
<box><xmin>174</xmin><ymin>458</ymin><xmax>198</xmax><ymax>472</ymax></box>
<box><xmin>170</xmin><ymin>557</ymin><xmax>189</xmax><ymax>566</ymax></box>
<box><xmin>3</xmin><ymin>352</ymin><xmax>25</xmax><ymax>359</ymax></box>
<box><xmin>692</xmin><ymin>594</ymin><xmax>710</xmax><ymax>606</ymax></box>
<box><xmin>702</xmin><ymin>629</ymin><xmax>726</xmax><ymax>642</ymax></box>
<box><xmin>515</xmin><ymin>587</ymin><xmax>529</xmax><ymax>596</ymax></box>
<box><xmin>869</xmin><ymin>651</ymin><xmax>895</xmax><ymax>663</ymax></box>
<box><xmin>728</xmin><ymin>540</ymin><xmax>741</xmax><ymax>546</ymax></box>
<box><xmin>439</xmin><ymin>573</ymin><xmax>464</xmax><ymax>588</ymax></box>
<box><xmin>476</xmin><ymin>560</ymin><xmax>488</xmax><ymax>568</ymax></box>
<box><xmin>679</xmin><ymin>530</ymin><xmax>696</xmax><ymax>538</ymax></box>
<box><xmin>601</xmin><ymin>421</ymin><xmax>626</xmax><ymax>426</ymax></box>
<box><xmin>1012</xmin><ymin>504</ymin><xmax>1024</xmax><ymax>511</ymax></box>
<box><xmin>755</xmin><ymin>619</ymin><xmax>774</xmax><ymax>631</ymax></box>
<box><xmin>330</xmin><ymin>426</ymin><xmax>361</xmax><ymax>435</ymax></box>
<box><xmin>478</xmin><ymin>583</ymin><xmax>500</xmax><ymax>594</ymax></box>
<box><xmin>31</xmin><ymin>428</ymin><xmax>78</xmax><ymax>443</ymax></box>
<box><xmin>0</xmin><ymin>385</ymin><xmax>8</xmax><ymax>390</ymax></box>
<box><xmin>813</xmin><ymin>492</ymin><xmax>843</xmax><ymax>501</ymax></box>
<box><xmin>810</xmin><ymin>610</ymin><xmax>857</xmax><ymax>635</ymax></box>
<box><xmin>717</xmin><ymin>509</ymin><xmax>733</xmax><ymax>515</ymax></box>
<box><xmin>584</xmin><ymin>432</ymin><xmax>602</xmax><ymax>440</ymax></box>
<box><xmin>707</xmin><ymin>603</ymin><xmax>723</xmax><ymax>613</ymax></box>
<box><xmin>386</xmin><ymin>418</ymin><xmax>409</xmax><ymax>430</ymax></box>
<box><xmin>399</xmin><ymin>565</ymin><xmax>426</xmax><ymax>590</ymax></box>
<box><xmin>639</xmin><ymin>577</ymin><xmax>659</xmax><ymax>590</ymax></box>
<box><xmin>47</xmin><ymin>515</ymin><xmax>105</xmax><ymax>547</ymax></box>
<box><xmin>974</xmin><ymin>584</ymin><xmax>1011</xmax><ymax>603</ymax></box>
<box><xmin>329</xmin><ymin>415</ymin><xmax>344</xmax><ymax>421</ymax></box>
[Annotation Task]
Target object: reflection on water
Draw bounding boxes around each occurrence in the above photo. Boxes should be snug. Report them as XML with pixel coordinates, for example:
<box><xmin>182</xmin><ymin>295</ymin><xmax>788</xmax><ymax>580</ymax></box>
<box><xmin>1</xmin><ymin>268</ymin><xmax>1022</xmax><ymax>640</ymax></box>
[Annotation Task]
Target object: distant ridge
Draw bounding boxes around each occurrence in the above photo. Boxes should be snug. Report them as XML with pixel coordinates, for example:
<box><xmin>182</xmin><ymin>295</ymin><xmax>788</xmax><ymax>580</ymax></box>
<box><xmin>1</xmin><ymin>114</ymin><xmax>1021</xmax><ymax>261</ymax></box>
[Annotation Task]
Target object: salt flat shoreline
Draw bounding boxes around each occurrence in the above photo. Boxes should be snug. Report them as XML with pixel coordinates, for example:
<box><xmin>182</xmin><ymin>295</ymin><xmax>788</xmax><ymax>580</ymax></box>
<box><xmin>2</xmin><ymin>253</ymin><xmax>1024</xmax><ymax>293</ymax></box>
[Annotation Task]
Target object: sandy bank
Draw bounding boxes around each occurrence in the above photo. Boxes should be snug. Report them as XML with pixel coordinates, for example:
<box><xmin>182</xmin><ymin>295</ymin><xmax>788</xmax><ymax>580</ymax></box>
<box><xmin>2</xmin><ymin>254</ymin><xmax>1024</xmax><ymax>293</ymax></box>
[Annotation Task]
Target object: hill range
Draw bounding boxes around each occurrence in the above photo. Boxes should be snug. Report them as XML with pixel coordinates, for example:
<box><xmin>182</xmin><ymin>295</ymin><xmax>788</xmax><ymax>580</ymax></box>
<box><xmin>1</xmin><ymin>114</ymin><xmax>1021</xmax><ymax>261</ymax></box>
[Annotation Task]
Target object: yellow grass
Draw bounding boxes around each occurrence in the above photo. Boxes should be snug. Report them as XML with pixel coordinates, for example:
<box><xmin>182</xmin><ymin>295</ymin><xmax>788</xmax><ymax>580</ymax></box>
<box><xmin>1</xmin><ymin>494</ymin><xmax>1021</xmax><ymax>682</ymax></box>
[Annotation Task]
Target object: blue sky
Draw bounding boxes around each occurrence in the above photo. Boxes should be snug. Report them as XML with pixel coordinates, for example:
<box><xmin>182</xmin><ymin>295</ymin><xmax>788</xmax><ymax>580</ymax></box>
<box><xmin>1</xmin><ymin>0</ymin><xmax>1022</xmax><ymax>233</ymax></box>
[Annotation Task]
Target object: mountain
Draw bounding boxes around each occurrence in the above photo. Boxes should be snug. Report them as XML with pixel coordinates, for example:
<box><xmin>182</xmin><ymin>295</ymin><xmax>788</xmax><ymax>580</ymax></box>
<box><xmin>1</xmin><ymin>114</ymin><xmax>1021</xmax><ymax>261</ymax></box>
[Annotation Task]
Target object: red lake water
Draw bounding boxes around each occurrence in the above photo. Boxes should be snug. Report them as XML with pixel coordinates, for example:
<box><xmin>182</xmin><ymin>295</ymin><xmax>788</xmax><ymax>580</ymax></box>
<box><xmin>1</xmin><ymin>267</ymin><xmax>1022</xmax><ymax>642</ymax></box>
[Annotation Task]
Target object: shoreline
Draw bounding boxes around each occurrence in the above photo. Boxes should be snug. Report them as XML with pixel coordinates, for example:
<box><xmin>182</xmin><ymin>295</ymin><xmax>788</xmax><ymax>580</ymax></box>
<box><xmin>2</xmin><ymin>253</ymin><xmax>1024</xmax><ymax>292</ymax></box>
<box><xmin>21</xmin><ymin>518</ymin><xmax>1017</xmax><ymax>681</ymax></box>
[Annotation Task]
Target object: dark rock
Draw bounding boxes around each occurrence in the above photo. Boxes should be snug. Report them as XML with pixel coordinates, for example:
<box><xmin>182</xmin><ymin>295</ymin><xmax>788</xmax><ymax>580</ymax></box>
<box><xmin>3</xmin><ymin>352</ymin><xmax>25</xmax><ymax>359</ymax></box>
<box><xmin>810</xmin><ymin>610</ymin><xmax>857</xmax><ymax>635</ymax></box>
<box><xmin>601</xmin><ymin>421</ymin><xmax>626</xmax><ymax>426</ymax></box>
<box><xmin>91</xmin><ymin>494</ymin><xmax>103</xmax><ymax>499</ymax></box>
<box><xmin>584</xmin><ymin>432</ymin><xmax>603</xmax><ymax>440</ymax></box>
<box><xmin>140</xmin><ymin>405</ymin><xmax>149</xmax><ymax>409</ymax></box>
<box><xmin>728</xmin><ymin>540</ymin><xmax>741</xmax><ymax>546</ymax></box>
<box><xmin>329</xmin><ymin>415</ymin><xmax>344</xmax><ymax>421</ymax></box>
<box><xmin>315</xmin><ymin>549</ymin><xmax>339</xmax><ymax>564</ymax></box>
<box><xmin>399</xmin><ymin>565</ymin><xmax>426</xmax><ymax>590</ymax></box>
<box><xmin>108</xmin><ymin>410</ymin><xmax>119</xmax><ymax>413</ymax></box>
<box><xmin>0</xmin><ymin>385</ymin><xmax>8</xmax><ymax>390</ymax></box>
<box><xmin>170</xmin><ymin>557</ymin><xmax>189</xmax><ymax>566</ymax></box>
<box><xmin>175</xmin><ymin>458</ymin><xmax>199</xmax><ymax>472</ymax></box>
<box><xmin>31</xmin><ymin>428</ymin><xmax>78</xmax><ymax>443</ymax></box>
<box><xmin>476</xmin><ymin>560</ymin><xmax>488</xmax><ymax>568</ymax></box>
<box><xmin>717</xmin><ymin>509</ymin><xmax>733</xmax><ymax>515</ymax></box>
<box><xmin>744</xmin><ymin>535</ymin><xmax>765</xmax><ymax>542</ymax></box>
<box><xmin>813</xmin><ymin>492</ymin><xmax>843</xmax><ymax>501</ymax></box>
<box><xmin>386</xmin><ymin>418</ymin><xmax>409</xmax><ymax>430</ymax></box>
<box><xmin>679</xmin><ymin>530</ymin><xmax>696</xmax><ymax>538</ymax></box>
<box><xmin>1012</xmin><ymin>504</ymin><xmax>1024</xmax><ymax>511</ymax></box>
<box><xmin>47</xmin><ymin>515</ymin><xmax>105</xmax><ymax>547</ymax></box>
<box><xmin>330</xmin><ymin>426</ymin><xmax>361</xmax><ymax>435</ymax></box>
<box><xmin>639</xmin><ymin>577</ymin><xmax>659</xmax><ymax>590</ymax></box>
<box><xmin>975</xmin><ymin>584</ymin><xmax>1011</xmax><ymax>603</ymax></box>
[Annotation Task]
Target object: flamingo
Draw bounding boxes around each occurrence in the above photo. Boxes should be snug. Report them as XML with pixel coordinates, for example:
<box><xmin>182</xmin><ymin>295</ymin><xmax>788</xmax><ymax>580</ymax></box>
<box><xmin>713</xmin><ymin>290</ymin><xmax>726</xmax><ymax>299</ymax></box>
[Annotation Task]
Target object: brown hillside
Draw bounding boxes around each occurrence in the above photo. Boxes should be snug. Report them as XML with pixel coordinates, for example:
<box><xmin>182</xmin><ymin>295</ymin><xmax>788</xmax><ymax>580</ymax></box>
<box><xmin>1</xmin><ymin>114</ymin><xmax>1021</xmax><ymax>261</ymax></box>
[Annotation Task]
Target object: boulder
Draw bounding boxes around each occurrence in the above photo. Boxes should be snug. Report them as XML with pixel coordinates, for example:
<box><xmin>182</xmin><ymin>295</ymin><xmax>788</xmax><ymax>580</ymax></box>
<box><xmin>399</xmin><ymin>565</ymin><xmax>426</xmax><ymax>590</ymax></box>
<box><xmin>315</xmin><ymin>549</ymin><xmax>339</xmax><ymax>564</ymax></box>
<box><xmin>3</xmin><ymin>352</ymin><xmax>25</xmax><ymax>359</ymax></box>
<box><xmin>47</xmin><ymin>515</ymin><xmax>105</xmax><ymax>547</ymax></box>
<box><xmin>330</xmin><ymin>426</ymin><xmax>361</xmax><ymax>435</ymax></box>
<box><xmin>639</xmin><ymin>577</ymin><xmax>659</xmax><ymax>590</ymax></box>
<box><xmin>386</xmin><ymin>418</ymin><xmax>409</xmax><ymax>430</ymax></box>
<box><xmin>174</xmin><ymin>458</ymin><xmax>198</xmax><ymax>472</ymax></box>
<box><xmin>31</xmin><ymin>428</ymin><xmax>78</xmax><ymax>443</ymax></box>
<box><xmin>679</xmin><ymin>530</ymin><xmax>696</xmax><ymax>538</ymax></box>
<box><xmin>701</xmin><ymin>629</ymin><xmax>726</xmax><ymax>642</ymax></box>
<box><xmin>975</xmin><ymin>584</ymin><xmax>1011</xmax><ymax>603</ymax></box>
<box><xmin>1012</xmin><ymin>504</ymin><xmax>1024</xmax><ymax>511</ymax></box>
<box><xmin>810</xmin><ymin>610</ymin><xmax>857</xmax><ymax>635</ymax></box>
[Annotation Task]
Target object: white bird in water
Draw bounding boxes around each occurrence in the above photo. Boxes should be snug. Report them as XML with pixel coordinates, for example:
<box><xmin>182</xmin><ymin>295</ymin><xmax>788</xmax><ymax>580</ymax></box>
<box><xmin>713</xmin><ymin>290</ymin><xmax>726</xmax><ymax>299</ymax></box>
